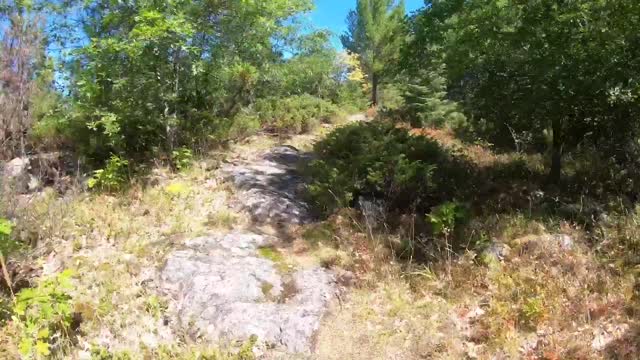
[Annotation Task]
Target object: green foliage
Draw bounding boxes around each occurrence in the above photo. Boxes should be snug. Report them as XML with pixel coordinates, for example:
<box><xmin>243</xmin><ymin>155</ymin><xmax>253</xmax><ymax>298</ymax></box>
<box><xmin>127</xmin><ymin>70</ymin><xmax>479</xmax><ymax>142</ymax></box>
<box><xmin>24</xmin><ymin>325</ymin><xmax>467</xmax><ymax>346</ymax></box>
<box><xmin>520</xmin><ymin>296</ymin><xmax>545</xmax><ymax>328</ymax></box>
<box><xmin>335</xmin><ymin>81</ymin><xmax>369</xmax><ymax>112</ymax></box>
<box><xmin>406</xmin><ymin>0</ymin><xmax>640</xmax><ymax>181</ymax></box>
<box><xmin>307</xmin><ymin>120</ymin><xmax>472</xmax><ymax>215</ymax></box>
<box><xmin>12</xmin><ymin>269</ymin><xmax>75</xmax><ymax>359</ymax></box>
<box><xmin>256</xmin><ymin>95</ymin><xmax>341</xmax><ymax>134</ymax></box>
<box><xmin>64</xmin><ymin>0</ymin><xmax>345</xmax><ymax>166</ymax></box>
<box><xmin>0</xmin><ymin>218</ymin><xmax>20</xmax><ymax>257</ymax></box>
<box><xmin>264</xmin><ymin>32</ymin><xmax>346</xmax><ymax>101</ymax></box>
<box><xmin>28</xmin><ymin>62</ymin><xmax>68</xmax><ymax>152</ymax></box>
<box><xmin>171</xmin><ymin>147</ymin><xmax>193</xmax><ymax>172</ymax></box>
<box><xmin>87</xmin><ymin>155</ymin><xmax>129</xmax><ymax>192</ymax></box>
<box><xmin>227</xmin><ymin>110</ymin><xmax>261</xmax><ymax>140</ymax></box>
<box><xmin>427</xmin><ymin>201</ymin><xmax>468</xmax><ymax>237</ymax></box>
<box><xmin>0</xmin><ymin>218</ymin><xmax>11</xmax><ymax>237</ymax></box>
<box><xmin>341</xmin><ymin>0</ymin><xmax>406</xmax><ymax>105</ymax></box>
<box><xmin>403</xmin><ymin>68</ymin><xmax>466</xmax><ymax>129</ymax></box>
<box><xmin>143</xmin><ymin>295</ymin><xmax>168</xmax><ymax>320</ymax></box>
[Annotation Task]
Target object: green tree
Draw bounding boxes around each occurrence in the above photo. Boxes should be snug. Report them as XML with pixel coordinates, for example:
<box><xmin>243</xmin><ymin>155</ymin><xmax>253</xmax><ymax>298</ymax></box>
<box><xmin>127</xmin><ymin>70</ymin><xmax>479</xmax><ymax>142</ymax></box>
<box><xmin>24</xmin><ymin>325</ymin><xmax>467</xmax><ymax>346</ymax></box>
<box><xmin>67</xmin><ymin>0</ymin><xmax>323</xmax><ymax>163</ymax></box>
<box><xmin>341</xmin><ymin>0</ymin><xmax>406</xmax><ymax>106</ymax></box>
<box><xmin>408</xmin><ymin>0</ymin><xmax>640</xmax><ymax>183</ymax></box>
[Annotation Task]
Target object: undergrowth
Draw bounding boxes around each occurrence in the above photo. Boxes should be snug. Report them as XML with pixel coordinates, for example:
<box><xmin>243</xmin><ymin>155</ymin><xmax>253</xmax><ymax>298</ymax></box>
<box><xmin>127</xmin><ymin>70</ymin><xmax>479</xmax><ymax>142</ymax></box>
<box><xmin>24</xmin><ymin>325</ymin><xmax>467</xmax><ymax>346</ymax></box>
<box><xmin>256</xmin><ymin>94</ymin><xmax>344</xmax><ymax>134</ymax></box>
<box><xmin>308</xmin><ymin>122</ymin><xmax>640</xmax><ymax>359</ymax></box>
<box><xmin>306</xmin><ymin>120</ymin><xmax>472</xmax><ymax>215</ymax></box>
<box><xmin>11</xmin><ymin>270</ymin><xmax>76</xmax><ymax>359</ymax></box>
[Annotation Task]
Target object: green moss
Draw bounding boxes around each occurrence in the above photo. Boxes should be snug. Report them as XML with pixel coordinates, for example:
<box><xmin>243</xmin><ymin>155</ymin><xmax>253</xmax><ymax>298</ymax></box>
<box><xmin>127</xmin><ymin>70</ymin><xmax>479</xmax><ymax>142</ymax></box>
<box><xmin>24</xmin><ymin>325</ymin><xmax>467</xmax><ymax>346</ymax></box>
<box><xmin>258</xmin><ymin>246</ymin><xmax>284</xmax><ymax>263</ymax></box>
<box><xmin>165</xmin><ymin>182</ymin><xmax>191</xmax><ymax>196</ymax></box>
<box><xmin>257</xmin><ymin>247</ymin><xmax>293</xmax><ymax>273</ymax></box>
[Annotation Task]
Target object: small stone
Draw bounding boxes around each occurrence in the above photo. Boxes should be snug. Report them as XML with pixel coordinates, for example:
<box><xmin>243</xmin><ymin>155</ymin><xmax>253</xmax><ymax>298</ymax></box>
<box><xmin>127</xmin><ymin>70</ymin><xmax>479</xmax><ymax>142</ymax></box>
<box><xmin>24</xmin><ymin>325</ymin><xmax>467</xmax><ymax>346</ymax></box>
<box><xmin>466</xmin><ymin>307</ymin><xmax>486</xmax><ymax>321</ymax></box>
<box><xmin>42</xmin><ymin>252</ymin><xmax>63</xmax><ymax>276</ymax></box>
<box><xmin>77</xmin><ymin>350</ymin><xmax>92</xmax><ymax>360</ymax></box>
<box><xmin>4</xmin><ymin>157</ymin><xmax>30</xmax><ymax>178</ymax></box>
<box><xmin>141</xmin><ymin>333</ymin><xmax>159</xmax><ymax>348</ymax></box>
<box><xmin>27</xmin><ymin>174</ymin><xmax>41</xmax><ymax>191</ymax></box>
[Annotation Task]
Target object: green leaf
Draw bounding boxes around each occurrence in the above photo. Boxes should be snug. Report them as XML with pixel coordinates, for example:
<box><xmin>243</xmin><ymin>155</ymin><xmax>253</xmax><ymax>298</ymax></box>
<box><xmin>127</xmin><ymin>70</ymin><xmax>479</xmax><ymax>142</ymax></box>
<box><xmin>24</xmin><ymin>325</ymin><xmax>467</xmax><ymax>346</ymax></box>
<box><xmin>37</xmin><ymin>328</ymin><xmax>50</xmax><ymax>339</ymax></box>
<box><xmin>19</xmin><ymin>337</ymin><xmax>33</xmax><ymax>356</ymax></box>
<box><xmin>0</xmin><ymin>218</ymin><xmax>13</xmax><ymax>236</ymax></box>
<box><xmin>35</xmin><ymin>340</ymin><xmax>50</xmax><ymax>356</ymax></box>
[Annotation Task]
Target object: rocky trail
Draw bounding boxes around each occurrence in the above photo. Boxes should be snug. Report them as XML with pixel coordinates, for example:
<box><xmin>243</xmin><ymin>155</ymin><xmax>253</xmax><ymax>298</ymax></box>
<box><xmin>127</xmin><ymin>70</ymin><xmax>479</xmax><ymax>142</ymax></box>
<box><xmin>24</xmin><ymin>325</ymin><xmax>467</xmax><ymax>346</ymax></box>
<box><xmin>159</xmin><ymin>143</ymin><xmax>340</xmax><ymax>356</ymax></box>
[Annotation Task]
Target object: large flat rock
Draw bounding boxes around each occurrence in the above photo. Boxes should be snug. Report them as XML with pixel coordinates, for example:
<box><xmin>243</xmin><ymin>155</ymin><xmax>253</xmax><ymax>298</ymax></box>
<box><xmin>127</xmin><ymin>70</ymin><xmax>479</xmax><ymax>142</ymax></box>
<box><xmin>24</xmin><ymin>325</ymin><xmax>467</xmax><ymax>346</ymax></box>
<box><xmin>160</xmin><ymin>232</ymin><xmax>335</xmax><ymax>354</ymax></box>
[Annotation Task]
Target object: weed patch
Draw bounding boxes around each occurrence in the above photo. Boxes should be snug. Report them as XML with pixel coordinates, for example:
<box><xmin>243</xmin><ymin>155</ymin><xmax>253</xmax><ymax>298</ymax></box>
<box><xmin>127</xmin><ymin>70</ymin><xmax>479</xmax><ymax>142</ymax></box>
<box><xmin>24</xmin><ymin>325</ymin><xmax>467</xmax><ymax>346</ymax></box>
<box><xmin>11</xmin><ymin>270</ymin><xmax>76</xmax><ymax>359</ymax></box>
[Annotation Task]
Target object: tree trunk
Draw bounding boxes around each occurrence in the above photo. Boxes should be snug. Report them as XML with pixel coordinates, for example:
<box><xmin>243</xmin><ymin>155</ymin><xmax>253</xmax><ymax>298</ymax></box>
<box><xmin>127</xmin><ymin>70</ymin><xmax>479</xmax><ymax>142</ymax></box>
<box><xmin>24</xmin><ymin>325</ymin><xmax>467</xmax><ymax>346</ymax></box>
<box><xmin>548</xmin><ymin>118</ymin><xmax>563</xmax><ymax>184</ymax></box>
<box><xmin>371</xmin><ymin>72</ymin><xmax>379</xmax><ymax>107</ymax></box>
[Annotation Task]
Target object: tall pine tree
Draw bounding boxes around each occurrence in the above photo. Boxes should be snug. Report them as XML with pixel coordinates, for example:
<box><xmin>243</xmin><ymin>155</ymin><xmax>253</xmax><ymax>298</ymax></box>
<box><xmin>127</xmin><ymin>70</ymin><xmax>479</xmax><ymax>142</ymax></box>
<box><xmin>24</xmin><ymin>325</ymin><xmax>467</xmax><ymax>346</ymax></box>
<box><xmin>341</xmin><ymin>0</ymin><xmax>405</xmax><ymax>106</ymax></box>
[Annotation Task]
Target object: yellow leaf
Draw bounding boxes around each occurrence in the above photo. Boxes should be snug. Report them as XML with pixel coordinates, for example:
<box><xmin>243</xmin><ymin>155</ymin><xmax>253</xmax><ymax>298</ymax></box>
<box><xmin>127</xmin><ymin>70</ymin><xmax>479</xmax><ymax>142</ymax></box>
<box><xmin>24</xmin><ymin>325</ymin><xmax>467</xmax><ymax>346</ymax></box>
<box><xmin>37</xmin><ymin>328</ymin><xmax>49</xmax><ymax>339</ymax></box>
<box><xmin>36</xmin><ymin>341</ymin><xmax>50</xmax><ymax>356</ymax></box>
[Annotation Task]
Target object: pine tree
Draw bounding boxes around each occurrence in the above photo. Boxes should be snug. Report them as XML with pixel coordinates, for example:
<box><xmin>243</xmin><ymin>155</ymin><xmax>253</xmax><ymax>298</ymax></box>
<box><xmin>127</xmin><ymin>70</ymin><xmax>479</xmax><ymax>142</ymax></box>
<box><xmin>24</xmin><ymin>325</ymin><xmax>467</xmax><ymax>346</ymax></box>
<box><xmin>404</xmin><ymin>67</ymin><xmax>465</xmax><ymax>129</ymax></box>
<box><xmin>341</xmin><ymin>0</ymin><xmax>405</xmax><ymax>106</ymax></box>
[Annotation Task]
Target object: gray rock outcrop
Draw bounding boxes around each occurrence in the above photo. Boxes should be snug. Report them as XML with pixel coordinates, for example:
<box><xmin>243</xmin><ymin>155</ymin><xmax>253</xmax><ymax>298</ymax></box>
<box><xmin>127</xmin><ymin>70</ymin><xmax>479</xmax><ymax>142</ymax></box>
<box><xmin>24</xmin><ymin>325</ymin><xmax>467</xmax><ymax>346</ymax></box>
<box><xmin>160</xmin><ymin>145</ymin><xmax>336</xmax><ymax>355</ymax></box>
<box><xmin>220</xmin><ymin>146</ymin><xmax>313</xmax><ymax>225</ymax></box>
<box><xmin>160</xmin><ymin>233</ymin><xmax>335</xmax><ymax>353</ymax></box>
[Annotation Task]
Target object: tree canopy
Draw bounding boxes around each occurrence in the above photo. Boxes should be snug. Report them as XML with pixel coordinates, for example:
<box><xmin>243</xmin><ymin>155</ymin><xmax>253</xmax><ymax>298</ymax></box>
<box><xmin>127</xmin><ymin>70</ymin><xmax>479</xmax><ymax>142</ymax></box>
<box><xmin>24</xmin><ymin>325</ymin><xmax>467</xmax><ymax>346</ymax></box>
<box><xmin>0</xmin><ymin>0</ymin><xmax>368</xmax><ymax>164</ymax></box>
<box><xmin>404</xmin><ymin>0</ymin><xmax>640</xmax><ymax>182</ymax></box>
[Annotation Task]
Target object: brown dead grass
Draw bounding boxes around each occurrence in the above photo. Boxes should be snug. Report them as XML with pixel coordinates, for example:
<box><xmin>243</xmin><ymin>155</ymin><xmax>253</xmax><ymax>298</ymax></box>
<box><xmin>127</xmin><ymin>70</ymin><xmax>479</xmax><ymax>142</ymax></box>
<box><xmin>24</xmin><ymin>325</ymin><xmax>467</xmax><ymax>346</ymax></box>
<box><xmin>312</xmin><ymin>208</ymin><xmax>637</xmax><ymax>359</ymax></box>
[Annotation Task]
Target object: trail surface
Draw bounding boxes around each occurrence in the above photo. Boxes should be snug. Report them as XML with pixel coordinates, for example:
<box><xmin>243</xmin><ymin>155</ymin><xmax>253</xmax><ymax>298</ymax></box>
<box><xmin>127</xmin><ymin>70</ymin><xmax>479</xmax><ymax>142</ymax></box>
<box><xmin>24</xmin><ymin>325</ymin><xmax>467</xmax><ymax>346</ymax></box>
<box><xmin>160</xmin><ymin>145</ymin><xmax>336</xmax><ymax>355</ymax></box>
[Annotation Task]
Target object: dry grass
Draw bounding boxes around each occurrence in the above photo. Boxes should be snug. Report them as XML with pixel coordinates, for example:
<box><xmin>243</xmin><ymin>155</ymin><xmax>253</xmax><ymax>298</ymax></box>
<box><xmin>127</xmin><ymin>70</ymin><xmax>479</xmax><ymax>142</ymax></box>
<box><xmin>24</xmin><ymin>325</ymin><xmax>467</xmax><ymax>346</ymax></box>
<box><xmin>310</xmin><ymin>208</ymin><xmax>637</xmax><ymax>359</ymax></box>
<box><xmin>1</xmin><ymin>122</ymin><xmax>639</xmax><ymax>359</ymax></box>
<box><xmin>317</xmin><ymin>277</ymin><xmax>465</xmax><ymax>360</ymax></box>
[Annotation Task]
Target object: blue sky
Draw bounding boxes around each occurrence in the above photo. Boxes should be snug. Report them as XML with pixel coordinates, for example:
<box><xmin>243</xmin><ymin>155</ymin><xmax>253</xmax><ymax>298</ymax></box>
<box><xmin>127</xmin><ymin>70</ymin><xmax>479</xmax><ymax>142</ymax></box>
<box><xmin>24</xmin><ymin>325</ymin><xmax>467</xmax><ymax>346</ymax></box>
<box><xmin>310</xmin><ymin>0</ymin><xmax>425</xmax><ymax>48</ymax></box>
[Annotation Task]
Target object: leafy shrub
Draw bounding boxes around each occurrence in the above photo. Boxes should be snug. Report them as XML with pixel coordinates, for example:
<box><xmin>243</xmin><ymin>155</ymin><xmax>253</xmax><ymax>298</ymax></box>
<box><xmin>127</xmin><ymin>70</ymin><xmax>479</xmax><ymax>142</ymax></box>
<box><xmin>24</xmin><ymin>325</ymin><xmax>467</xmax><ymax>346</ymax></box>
<box><xmin>87</xmin><ymin>155</ymin><xmax>129</xmax><ymax>192</ymax></box>
<box><xmin>256</xmin><ymin>95</ymin><xmax>342</xmax><ymax>134</ymax></box>
<box><xmin>12</xmin><ymin>269</ymin><xmax>75</xmax><ymax>359</ymax></box>
<box><xmin>427</xmin><ymin>201</ymin><xmax>469</xmax><ymax>238</ymax></box>
<box><xmin>179</xmin><ymin>110</ymin><xmax>260</xmax><ymax>150</ymax></box>
<box><xmin>520</xmin><ymin>296</ymin><xmax>546</xmax><ymax>328</ymax></box>
<box><xmin>30</xmin><ymin>111</ymin><xmax>71</xmax><ymax>152</ymax></box>
<box><xmin>0</xmin><ymin>218</ymin><xmax>17</xmax><ymax>311</ymax></box>
<box><xmin>0</xmin><ymin>218</ymin><xmax>17</xmax><ymax>257</ymax></box>
<box><xmin>171</xmin><ymin>147</ymin><xmax>193</xmax><ymax>172</ymax></box>
<box><xmin>335</xmin><ymin>81</ymin><xmax>369</xmax><ymax>113</ymax></box>
<box><xmin>307</xmin><ymin>121</ymin><xmax>473</xmax><ymax>215</ymax></box>
<box><xmin>227</xmin><ymin>109</ymin><xmax>261</xmax><ymax>140</ymax></box>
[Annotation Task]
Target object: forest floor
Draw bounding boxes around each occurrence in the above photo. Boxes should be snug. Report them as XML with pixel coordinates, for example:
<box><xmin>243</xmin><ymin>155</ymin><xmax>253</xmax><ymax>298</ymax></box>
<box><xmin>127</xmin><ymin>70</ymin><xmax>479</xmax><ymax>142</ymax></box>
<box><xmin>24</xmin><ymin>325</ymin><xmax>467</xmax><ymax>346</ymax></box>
<box><xmin>1</xmin><ymin>115</ymin><xmax>639</xmax><ymax>359</ymax></box>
